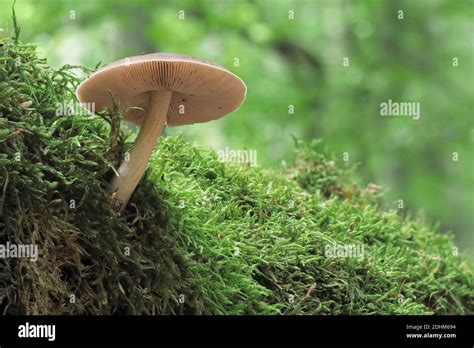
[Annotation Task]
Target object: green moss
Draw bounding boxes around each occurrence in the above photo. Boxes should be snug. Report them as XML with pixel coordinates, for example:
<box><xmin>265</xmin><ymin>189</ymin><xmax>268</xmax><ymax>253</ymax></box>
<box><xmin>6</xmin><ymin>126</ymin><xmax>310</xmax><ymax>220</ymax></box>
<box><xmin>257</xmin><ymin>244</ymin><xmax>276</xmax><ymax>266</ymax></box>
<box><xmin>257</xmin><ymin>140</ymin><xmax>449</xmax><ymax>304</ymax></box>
<box><xmin>0</xmin><ymin>25</ymin><xmax>472</xmax><ymax>315</ymax></box>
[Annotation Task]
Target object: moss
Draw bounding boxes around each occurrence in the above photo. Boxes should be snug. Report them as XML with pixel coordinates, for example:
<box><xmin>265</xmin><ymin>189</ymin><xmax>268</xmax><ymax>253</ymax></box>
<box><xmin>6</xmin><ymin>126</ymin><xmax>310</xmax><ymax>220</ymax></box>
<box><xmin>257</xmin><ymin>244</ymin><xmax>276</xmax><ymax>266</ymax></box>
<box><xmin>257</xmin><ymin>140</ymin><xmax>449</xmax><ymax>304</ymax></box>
<box><xmin>0</xmin><ymin>23</ymin><xmax>473</xmax><ymax>315</ymax></box>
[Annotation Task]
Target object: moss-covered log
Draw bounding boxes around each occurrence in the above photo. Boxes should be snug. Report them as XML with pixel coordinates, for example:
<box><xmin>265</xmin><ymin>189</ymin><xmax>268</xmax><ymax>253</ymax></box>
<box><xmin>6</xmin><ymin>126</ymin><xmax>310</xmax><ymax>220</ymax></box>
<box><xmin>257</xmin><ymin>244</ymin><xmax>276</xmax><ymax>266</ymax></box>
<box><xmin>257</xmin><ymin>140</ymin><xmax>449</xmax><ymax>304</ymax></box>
<box><xmin>0</xmin><ymin>24</ymin><xmax>472</xmax><ymax>315</ymax></box>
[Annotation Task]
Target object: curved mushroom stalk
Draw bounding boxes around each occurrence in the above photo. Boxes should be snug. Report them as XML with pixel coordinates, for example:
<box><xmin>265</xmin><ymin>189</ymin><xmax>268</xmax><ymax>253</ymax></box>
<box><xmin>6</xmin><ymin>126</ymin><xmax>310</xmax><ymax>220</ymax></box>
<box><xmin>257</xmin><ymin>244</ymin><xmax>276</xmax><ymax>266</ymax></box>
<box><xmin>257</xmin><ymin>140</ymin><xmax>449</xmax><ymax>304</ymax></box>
<box><xmin>108</xmin><ymin>90</ymin><xmax>172</xmax><ymax>212</ymax></box>
<box><xmin>76</xmin><ymin>53</ymin><xmax>246</xmax><ymax>213</ymax></box>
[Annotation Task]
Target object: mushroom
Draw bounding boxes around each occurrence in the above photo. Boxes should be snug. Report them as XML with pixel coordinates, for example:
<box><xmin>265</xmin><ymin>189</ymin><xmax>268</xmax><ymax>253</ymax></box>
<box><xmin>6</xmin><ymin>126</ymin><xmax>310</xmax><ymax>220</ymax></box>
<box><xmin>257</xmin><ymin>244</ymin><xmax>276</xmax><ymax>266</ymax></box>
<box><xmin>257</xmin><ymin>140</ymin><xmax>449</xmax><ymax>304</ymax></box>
<box><xmin>76</xmin><ymin>53</ymin><xmax>246</xmax><ymax>212</ymax></box>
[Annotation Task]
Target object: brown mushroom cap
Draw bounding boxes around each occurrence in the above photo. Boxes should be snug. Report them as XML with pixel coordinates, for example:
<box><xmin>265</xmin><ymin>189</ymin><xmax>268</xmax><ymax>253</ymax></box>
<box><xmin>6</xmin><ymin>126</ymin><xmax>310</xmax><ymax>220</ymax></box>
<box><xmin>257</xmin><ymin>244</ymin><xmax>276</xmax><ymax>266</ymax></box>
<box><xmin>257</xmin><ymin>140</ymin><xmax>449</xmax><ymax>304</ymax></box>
<box><xmin>76</xmin><ymin>53</ymin><xmax>247</xmax><ymax>126</ymax></box>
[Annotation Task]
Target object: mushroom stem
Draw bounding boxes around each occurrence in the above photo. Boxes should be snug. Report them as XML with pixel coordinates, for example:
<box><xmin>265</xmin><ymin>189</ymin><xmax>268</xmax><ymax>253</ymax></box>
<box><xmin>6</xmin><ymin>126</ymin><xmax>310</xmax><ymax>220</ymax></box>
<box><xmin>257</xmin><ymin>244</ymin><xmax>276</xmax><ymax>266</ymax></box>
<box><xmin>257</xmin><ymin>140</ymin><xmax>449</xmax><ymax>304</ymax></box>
<box><xmin>108</xmin><ymin>90</ymin><xmax>172</xmax><ymax>212</ymax></box>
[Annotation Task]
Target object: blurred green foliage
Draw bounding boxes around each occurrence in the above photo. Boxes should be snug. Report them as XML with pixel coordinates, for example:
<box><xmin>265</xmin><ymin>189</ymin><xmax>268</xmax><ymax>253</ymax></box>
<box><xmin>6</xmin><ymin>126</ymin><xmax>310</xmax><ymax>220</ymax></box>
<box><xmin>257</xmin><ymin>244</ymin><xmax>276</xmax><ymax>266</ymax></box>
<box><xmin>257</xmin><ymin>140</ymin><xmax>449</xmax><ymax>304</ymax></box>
<box><xmin>0</xmin><ymin>0</ymin><xmax>472</xmax><ymax>255</ymax></box>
